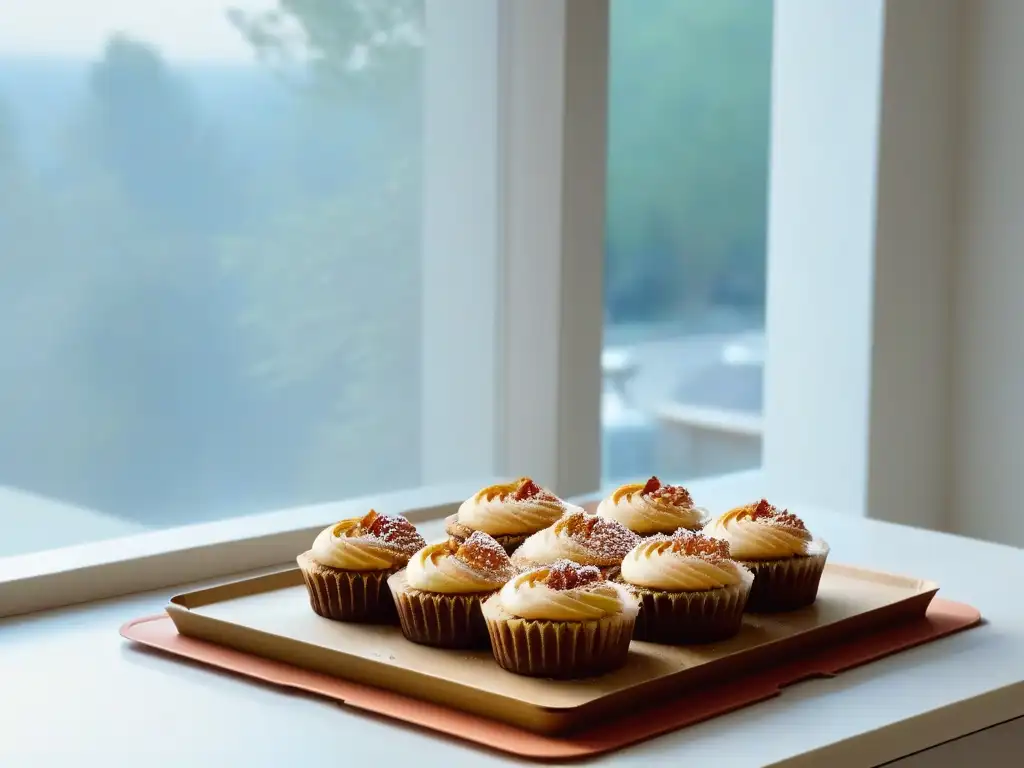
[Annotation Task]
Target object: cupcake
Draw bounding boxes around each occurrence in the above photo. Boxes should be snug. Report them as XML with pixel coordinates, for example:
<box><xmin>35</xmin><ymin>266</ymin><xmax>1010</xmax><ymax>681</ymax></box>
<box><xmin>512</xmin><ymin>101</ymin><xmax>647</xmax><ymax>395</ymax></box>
<box><xmin>511</xmin><ymin>509</ymin><xmax>640</xmax><ymax>577</ymax></box>
<box><xmin>704</xmin><ymin>499</ymin><xmax>829</xmax><ymax>612</ymax></box>
<box><xmin>388</xmin><ymin>531</ymin><xmax>516</xmax><ymax>649</ymax></box>
<box><xmin>482</xmin><ymin>559</ymin><xmax>639</xmax><ymax>678</ymax></box>
<box><xmin>619</xmin><ymin>529</ymin><xmax>753</xmax><ymax>643</ymax></box>
<box><xmin>597</xmin><ymin>476</ymin><xmax>708</xmax><ymax>536</ymax></box>
<box><xmin>445</xmin><ymin>477</ymin><xmax>581</xmax><ymax>555</ymax></box>
<box><xmin>297</xmin><ymin>509</ymin><xmax>425</xmax><ymax>622</ymax></box>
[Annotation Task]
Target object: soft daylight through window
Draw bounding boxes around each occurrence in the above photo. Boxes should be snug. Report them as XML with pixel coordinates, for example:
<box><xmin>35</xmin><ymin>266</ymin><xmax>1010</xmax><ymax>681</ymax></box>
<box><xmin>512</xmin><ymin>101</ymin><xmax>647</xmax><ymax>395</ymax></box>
<box><xmin>0</xmin><ymin>0</ymin><xmax>425</xmax><ymax>555</ymax></box>
<box><xmin>601</xmin><ymin>0</ymin><xmax>773</xmax><ymax>484</ymax></box>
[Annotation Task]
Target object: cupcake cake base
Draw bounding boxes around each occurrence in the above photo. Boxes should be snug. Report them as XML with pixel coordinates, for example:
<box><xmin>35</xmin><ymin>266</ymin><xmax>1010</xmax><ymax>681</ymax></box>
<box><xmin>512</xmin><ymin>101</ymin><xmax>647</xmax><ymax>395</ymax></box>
<box><xmin>444</xmin><ymin>515</ymin><xmax>528</xmax><ymax>556</ymax></box>
<box><xmin>741</xmin><ymin>550</ymin><xmax>828</xmax><ymax>612</ymax></box>
<box><xmin>625</xmin><ymin>578</ymin><xmax>751</xmax><ymax>644</ymax></box>
<box><xmin>388</xmin><ymin>571</ymin><xmax>494</xmax><ymax>649</ymax></box>
<box><xmin>297</xmin><ymin>551</ymin><xmax>400</xmax><ymax>623</ymax></box>
<box><xmin>481</xmin><ymin>596</ymin><xmax>635</xmax><ymax>679</ymax></box>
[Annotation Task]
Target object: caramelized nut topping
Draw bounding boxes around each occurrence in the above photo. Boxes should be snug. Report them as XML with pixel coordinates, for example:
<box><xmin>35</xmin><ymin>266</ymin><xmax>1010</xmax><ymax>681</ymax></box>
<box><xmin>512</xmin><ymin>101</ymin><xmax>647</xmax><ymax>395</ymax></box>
<box><xmin>553</xmin><ymin>510</ymin><xmax>639</xmax><ymax>558</ymax></box>
<box><xmin>611</xmin><ymin>476</ymin><xmax>694</xmax><ymax>507</ymax></box>
<box><xmin>649</xmin><ymin>482</ymin><xmax>693</xmax><ymax>507</ymax></box>
<box><xmin>330</xmin><ymin>509</ymin><xmax>424</xmax><ymax>553</ymax></box>
<box><xmin>513</xmin><ymin>478</ymin><xmax>542</xmax><ymax>500</ymax></box>
<box><xmin>748</xmin><ymin>498</ymin><xmax>807</xmax><ymax>531</ymax></box>
<box><xmin>455</xmin><ymin>531</ymin><xmax>514</xmax><ymax>580</ymax></box>
<box><xmin>641</xmin><ymin>476</ymin><xmax>662</xmax><ymax>495</ymax></box>
<box><xmin>668</xmin><ymin>529</ymin><xmax>732</xmax><ymax>560</ymax></box>
<box><xmin>544</xmin><ymin>559</ymin><xmax>603</xmax><ymax>591</ymax></box>
<box><xmin>475</xmin><ymin>476</ymin><xmax>556</xmax><ymax>503</ymax></box>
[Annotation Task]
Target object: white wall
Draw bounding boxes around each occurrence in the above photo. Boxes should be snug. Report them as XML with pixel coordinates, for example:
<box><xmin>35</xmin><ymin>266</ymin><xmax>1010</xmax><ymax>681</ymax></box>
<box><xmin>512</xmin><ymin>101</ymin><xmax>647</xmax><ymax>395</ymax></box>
<box><xmin>766</xmin><ymin>0</ymin><xmax>1024</xmax><ymax>546</ymax></box>
<box><xmin>952</xmin><ymin>0</ymin><xmax>1024</xmax><ymax>546</ymax></box>
<box><xmin>865</xmin><ymin>0</ymin><xmax>960</xmax><ymax>531</ymax></box>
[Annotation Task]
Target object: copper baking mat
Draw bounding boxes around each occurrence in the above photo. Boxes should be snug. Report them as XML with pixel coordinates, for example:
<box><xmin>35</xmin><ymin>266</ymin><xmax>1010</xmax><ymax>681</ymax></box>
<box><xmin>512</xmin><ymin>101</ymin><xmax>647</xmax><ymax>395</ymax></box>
<box><xmin>121</xmin><ymin>598</ymin><xmax>980</xmax><ymax>760</ymax></box>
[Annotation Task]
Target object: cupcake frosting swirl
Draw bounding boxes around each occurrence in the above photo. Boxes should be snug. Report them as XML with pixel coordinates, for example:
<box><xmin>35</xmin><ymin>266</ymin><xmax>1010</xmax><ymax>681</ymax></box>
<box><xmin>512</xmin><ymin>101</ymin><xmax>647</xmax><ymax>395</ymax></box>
<box><xmin>310</xmin><ymin>509</ymin><xmax>425</xmax><ymax>571</ymax></box>
<box><xmin>512</xmin><ymin>510</ymin><xmax>640</xmax><ymax>568</ymax></box>
<box><xmin>498</xmin><ymin>560</ymin><xmax>637</xmax><ymax>621</ymax></box>
<box><xmin>621</xmin><ymin>530</ymin><xmax>748</xmax><ymax>591</ymax></box>
<box><xmin>455</xmin><ymin>477</ymin><xmax>579</xmax><ymax>536</ymax></box>
<box><xmin>704</xmin><ymin>499</ymin><xmax>813</xmax><ymax>560</ymax></box>
<box><xmin>597</xmin><ymin>476</ymin><xmax>707</xmax><ymax>534</ymax></box>
<box><xmin>405</xmin><ymin>532</ymin><xmax>515</xmax><ymax>594</ymax></box>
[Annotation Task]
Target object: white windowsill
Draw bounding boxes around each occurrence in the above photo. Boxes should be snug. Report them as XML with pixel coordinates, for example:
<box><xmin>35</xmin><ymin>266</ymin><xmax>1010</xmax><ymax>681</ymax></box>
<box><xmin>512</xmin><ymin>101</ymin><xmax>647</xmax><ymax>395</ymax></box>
<box><xmin>0</xmin><ymin>486</ymin><xmax>147</xmax><ymax>557</ymax></box>
<box><xmin>0</xmin><ymin>478</ymin><xmax>501</xmax><ymax>618</ymax></box>
<box><xmin>2</xmin><ymin>489</ymin><xmax>1023</xmax><ymax>765</ymax></box>
<box><xmin>0</xmin><ymin>469</ymin><xmax>767</xmax><ymax>619</ymax></box>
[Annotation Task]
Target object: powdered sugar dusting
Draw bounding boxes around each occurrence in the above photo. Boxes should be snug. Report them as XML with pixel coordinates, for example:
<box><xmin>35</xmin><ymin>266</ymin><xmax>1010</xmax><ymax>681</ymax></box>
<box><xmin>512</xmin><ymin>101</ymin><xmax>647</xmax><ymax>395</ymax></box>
<box><xmin>615</xmin><ymin>476</ymin><xmax>694</xmax><ymax>508</ymax></box>
<box><xmin>649</xmin><ymin>481</ymin><xmax>694</xmax><ymax>508</ymax></box>
<box><xmin>544</xmin><ymin>559</ymin><xmax>603</xmax><ymax>591</ymax></box>
<box><xmin>555</xmin><ymin>510</ymin><xmax>640</xmax><ymax>558</ymax></box>
<box><xmin>475</xmin><ymin>477</ymin><xmax>562</xmax><ymax>505</ymax></box>
<box><xmin>456</xmin><ymin>531</ymin><xmax>514</xmax><ymax>581</ymax></box>
<box><xmin>667</xmin><ymin>529</ymin><xmax>732</xmax><ymax>561</ymax></box>
<box><xmin>749</xmin><ymin>498</ymin><xmax>807</xmax><ymax>531</ymax></box>
<box><xmin>364</xmin><ymin>510</ymin><xmax>425</xmax><ymax>554</ymax></box>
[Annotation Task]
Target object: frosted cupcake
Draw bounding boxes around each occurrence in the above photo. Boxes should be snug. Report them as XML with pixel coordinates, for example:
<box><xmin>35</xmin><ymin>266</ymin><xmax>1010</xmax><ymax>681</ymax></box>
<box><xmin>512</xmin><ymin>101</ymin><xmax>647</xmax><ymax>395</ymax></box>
<box><xmin>445</xmin><ymin>477</ymin><xmax>582</xmax><ymax>555</ymax></box>
<box><xmin>705</xmin><ymin>499</ymin><xmax>829</xmax><ymax>612</ymax></box>
<box><xmin>597</xmin><ymin>476</ymin><xmax>708</xmax><ymax>536</ymax></box>
<box><xmin>297</xmin><ymin>509</ymin><xmax>425</xmax><ymax>622</ymax></box>
<box><xmin>482</xmin><ymin>559</ymin><xmax>639</xmax><ymax>678</ymax></box>
<box><xmin>620</xmin><ymin>530</ymin><xmax>753</xmax><ymax>643</ymax></box>
<box><xmin>389</xmin><ymin>532</ymin><xmax>516</xmax><ymax>649</ymax></box>
<box><xmin>511</xmin><ymin>509</ymin><xmax>640</xmax><ymax>578</ymax></box>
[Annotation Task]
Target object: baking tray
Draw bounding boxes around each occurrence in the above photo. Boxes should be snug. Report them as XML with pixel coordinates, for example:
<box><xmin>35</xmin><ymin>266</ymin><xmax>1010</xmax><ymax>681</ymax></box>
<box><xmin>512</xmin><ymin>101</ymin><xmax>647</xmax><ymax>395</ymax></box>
<box><xmin>165</xmin><ymin>562</ymin><xmax>939</xmax><ymax>734</ymax></box>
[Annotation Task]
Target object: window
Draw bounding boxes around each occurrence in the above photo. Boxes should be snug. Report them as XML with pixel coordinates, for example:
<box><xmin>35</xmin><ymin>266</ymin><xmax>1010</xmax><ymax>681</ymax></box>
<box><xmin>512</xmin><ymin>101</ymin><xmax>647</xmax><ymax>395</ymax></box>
<box><xmin>0</xmin><ymin>0</ymin><xmax>616</xmax><ymax>619</ymax></box>
<box><xmin>601</xmin><ymin>0</ymin><xmax>773</xmax><ymax>485</ymax></box>
<box><xmin>2</xmin><ymin>0</ymin><xmax>901</xmax><ymax>617</ymax></box>
<box><xmin>0</xmin><ymin>0</ymin><xmax>436</xmax><ymax>557</ymax></box>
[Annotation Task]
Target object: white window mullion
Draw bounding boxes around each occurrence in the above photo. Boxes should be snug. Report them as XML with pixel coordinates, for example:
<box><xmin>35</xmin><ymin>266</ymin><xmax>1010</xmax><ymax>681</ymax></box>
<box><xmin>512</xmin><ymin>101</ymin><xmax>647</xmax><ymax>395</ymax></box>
<box><xmin>421</xmin><ymin>0</ymin><xmax>608</xmax><ymax>498</ymax></box>
<box><xmin>498</xmin><ymin>0</ymin><xmax>609</xmax><ymax>498</ymax></box>
<box><xmin>420</xmin><ymin>0</ymin><xmax>502</xmax><ymax>484</ymax></box>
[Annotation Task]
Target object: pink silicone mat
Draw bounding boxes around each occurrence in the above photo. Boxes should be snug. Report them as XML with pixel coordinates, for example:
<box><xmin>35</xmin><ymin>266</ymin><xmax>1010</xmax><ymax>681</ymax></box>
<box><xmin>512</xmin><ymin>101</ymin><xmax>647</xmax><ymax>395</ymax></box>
<box><xmin>120</xmin><ymin>598</ymin><xmax>981</xmax><ymax>760</ymax></box>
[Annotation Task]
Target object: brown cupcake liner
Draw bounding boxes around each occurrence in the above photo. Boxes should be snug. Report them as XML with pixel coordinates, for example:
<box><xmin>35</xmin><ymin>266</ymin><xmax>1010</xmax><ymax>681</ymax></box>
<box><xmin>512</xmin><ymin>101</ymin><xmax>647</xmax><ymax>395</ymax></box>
<box><xmin>623</xmin><ymin>577</ymin><xmax>752</xmax><ymax>644</ymax></box>
<box><xmin>444</xmin><ymin>515</ymin><xmax>529</xmax><ymax>556</ymax></box>
<box><xmin>740</xmin><ymin>549</ymin><xmax>829</xmax><ymax>612</ymax></box>
<box><xmin>481</xmin><ymin>597</ymin><xmax>636</xmax><ymax>679</ymax></box>
<box><xmin>387</xmin><ymin>571</ymin><xmax>494</xmax><ymax>649</ymax></box>
<box><xmin>297</xmin><ymin>551</ymin><xmax>400</xmax><ymax>623</ymax></box>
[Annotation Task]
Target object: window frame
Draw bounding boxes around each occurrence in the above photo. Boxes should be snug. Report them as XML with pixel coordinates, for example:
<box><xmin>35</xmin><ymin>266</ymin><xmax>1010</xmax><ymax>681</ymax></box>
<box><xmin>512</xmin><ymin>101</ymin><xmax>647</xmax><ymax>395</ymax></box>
<box><xmin>0</xmin><ymin>0</ymin><xmax>611</xmax><ymax>618</ymax></box>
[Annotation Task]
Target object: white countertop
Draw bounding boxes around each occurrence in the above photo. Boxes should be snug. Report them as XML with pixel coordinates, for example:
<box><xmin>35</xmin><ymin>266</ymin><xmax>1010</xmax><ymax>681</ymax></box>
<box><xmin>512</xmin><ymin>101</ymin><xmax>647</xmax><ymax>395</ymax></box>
<box><xmin>3</xmin><ymin>510</ymin><xmax>1023</xmax><ymax>767</ymax></box>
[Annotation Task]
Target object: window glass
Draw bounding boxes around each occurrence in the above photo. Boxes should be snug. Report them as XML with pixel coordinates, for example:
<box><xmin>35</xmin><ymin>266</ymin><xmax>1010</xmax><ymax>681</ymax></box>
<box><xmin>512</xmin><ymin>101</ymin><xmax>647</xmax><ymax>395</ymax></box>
<box><xmin>0</xmin><ymin>0</ymin><xmax>425</xmax><ymax>555</ymax></box>
<box><xmin>602</xmin><ymin>0</ymin><xmax>773</xmax><ymax>484</ymax></box>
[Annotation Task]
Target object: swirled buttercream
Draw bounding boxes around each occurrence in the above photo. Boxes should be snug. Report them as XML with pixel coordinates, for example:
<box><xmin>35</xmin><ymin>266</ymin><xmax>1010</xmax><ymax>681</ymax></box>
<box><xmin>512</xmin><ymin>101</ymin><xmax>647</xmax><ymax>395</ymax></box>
<box><xmin>704</xmin><ymin>499</ymin><xmax>814</xmax><ymax>560</ymax></box>
<box><xmin>310</xmin><ymin>509</ymin><xmax>424</xmax><ymax>571</ymax></box>
<box><xmin>405</xmin><ymin>531</ymin><xmax>515</xmax><ymax>593</ymax></box>
<box><xmin>497</xmin><ymin>560</ymin><xmax>638</xmax><ymax>621</ymax></box>
<box><xmin>597</xmin><ymin>476</ymin><xmax>707</xmax><ymax>534</ymax></box>
<box><xmin>454</xmin><ymin>477</ymin><xmax>579</xmax><ymax>536</ymax></box>
<box><xmin>621</xmin><ymin>531</ymin><xmax>748</xmax><ymax>590</ymax></box>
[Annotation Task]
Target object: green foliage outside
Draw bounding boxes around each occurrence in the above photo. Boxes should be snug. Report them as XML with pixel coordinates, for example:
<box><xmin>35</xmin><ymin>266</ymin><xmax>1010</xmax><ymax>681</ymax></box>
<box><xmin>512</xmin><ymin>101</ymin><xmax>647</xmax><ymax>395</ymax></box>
<box><xmin>0</xmin><ymin>0</ymin><xmax>771</xmax><ymax>522</ymax></box>
<box><xmin>606</xmin><ymin>0</ymin><xmax>772</xmax><ymax>322</ymax></box>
